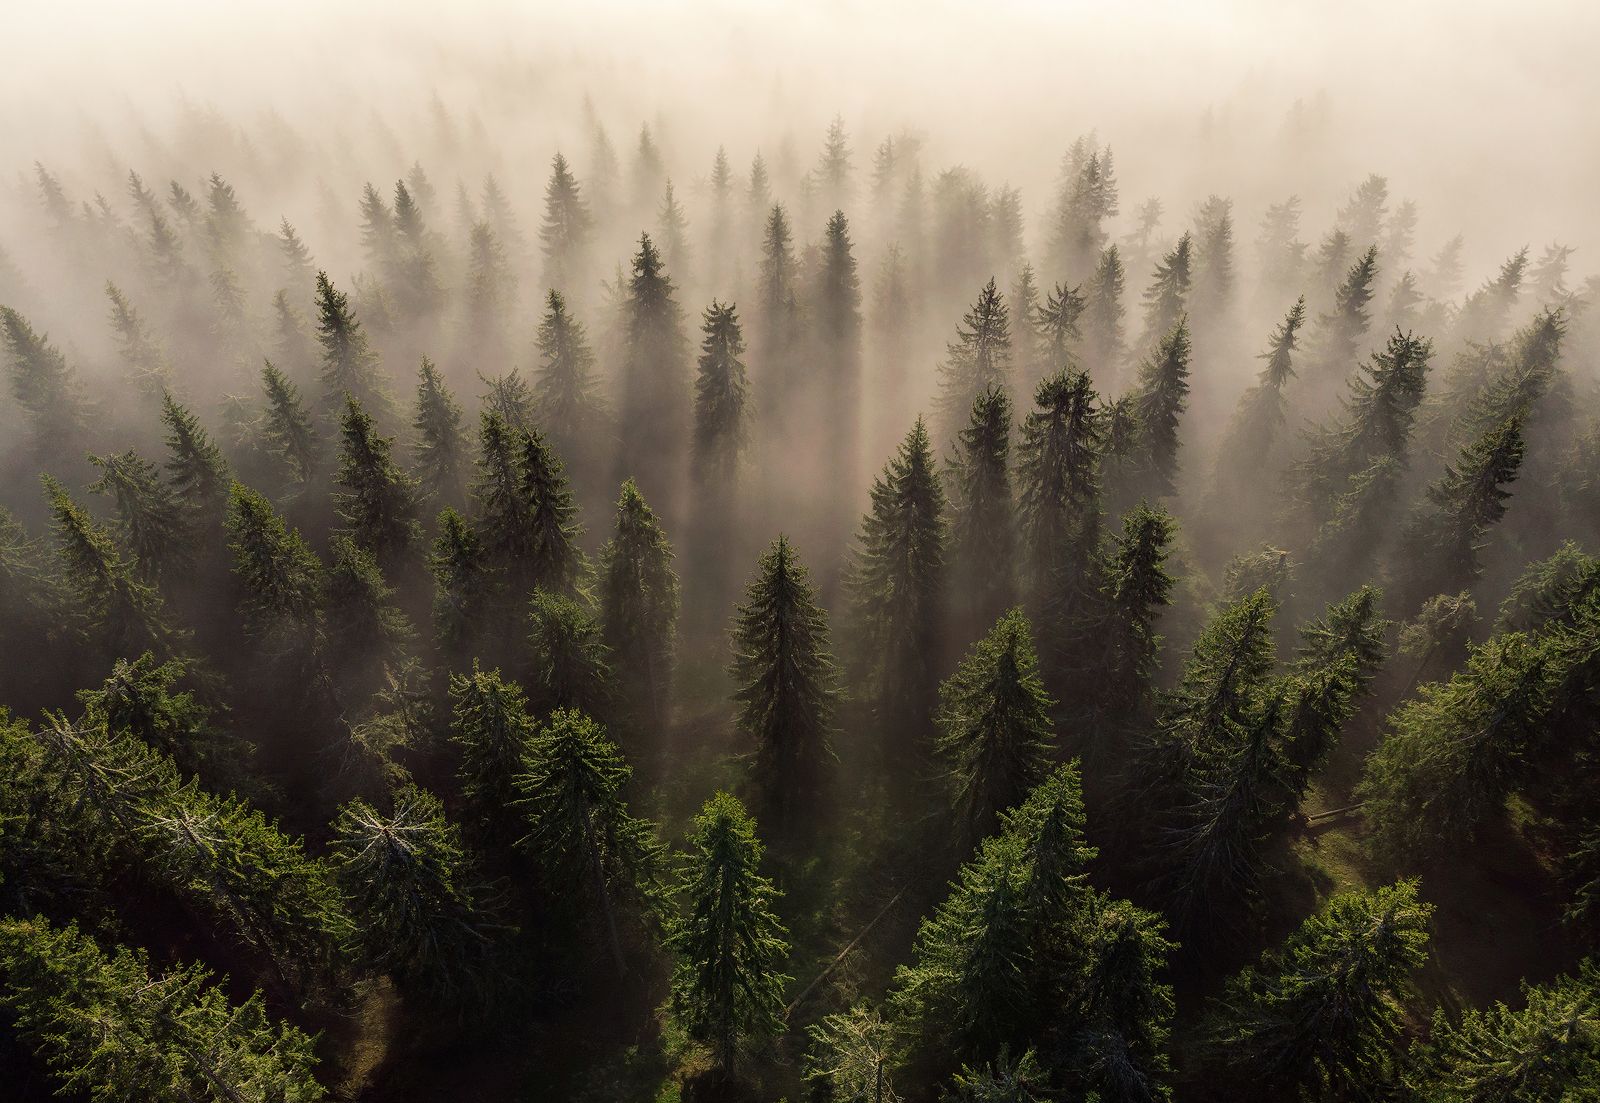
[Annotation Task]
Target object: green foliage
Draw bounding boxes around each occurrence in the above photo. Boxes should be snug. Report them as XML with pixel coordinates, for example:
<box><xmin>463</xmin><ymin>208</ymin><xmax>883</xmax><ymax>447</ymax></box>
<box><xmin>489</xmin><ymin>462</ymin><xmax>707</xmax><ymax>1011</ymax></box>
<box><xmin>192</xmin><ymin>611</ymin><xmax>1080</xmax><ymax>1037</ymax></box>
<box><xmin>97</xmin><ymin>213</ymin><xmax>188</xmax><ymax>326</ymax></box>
<box><xmin>410</xmin><ymin>356</ymin><xmax>466</xmax><ymax>504</ymax></box>
<box><xmin>805</xmin><ymin>1005</ymin><xmax>902</xmax><ymax>1103</ymax></box>
<box><xmin>259</xmin><ymin>361</ymin><xmax>320</xmax><ymax>490</ymax></box>
<box><xmin>938</xmin><ymin>279</ymin><xmax>1013</xmax><ymax>435</ymax></box>
<box><xmin>0</xmin><ymin>915</ymin><xmax>326</xmax><ymax>1102</ymax></box>
<box><xmin>949</xmin><ymin>386</ymin><xmax>1017</xmax><ymax>636</ymax></box>
<box><xmin>87</xmin><ymin>450</ymin><xmax>190</xmax><ymax>586</ymax></box>
<box><xmin>331</xmin><ymin>783</ymin><xmax>508</xmax><ymax>1007</ymax></box>
<box><xmin>226</xmin><ymin>481</ymin><xmax>323</xmax><ymax>662</ymax></box>
<box><xmin>428</xmin><ymin>507</ymin><xmax>496</xmax><ymax>660</ymax></box>
<box><xmin>1203</xmin><ymin>881</ymin><xmax>1430</xmax><ymax>1099</ymax></box>
<box><xmin>515</xmin><ymin>708</ymin><xmax>665</xmax><ymax>973</ymax></box>
<box><xmin>526</xmin><ymin>588</ymin><xmax>614</xmax><ymax>719</ymax></box>
<box><xmin>668</xmin><ymin>791</ymin><xmax>790</xmax><ymax>1072</ymax></box>
<box><xmin>1129</xmin><ymin>319</ymin><xmax>1192</xmax><ymax>499</ymax></box>
<box><xmin>848</xmin><ymin>418</ymin><xmax>947</xmax><ymax>744</ymax></box>
<box><xmin>76</xmin><ymin>653</ymin><xmax>222</xmax><ymax>777</ymax></box>
<box><xmin>449</xmin><ymin>663</ymin><xmax>536</xmax><ymax>841</ymax></box>
<box><xmin>597</xmin><ymin>480</ymin><xmax>679</xmax><ymax>732</ymax></box>
<box><xmin>335</xmin><ymin>395</ymin><xmax>422</xmax><ymax>570</ymax></box>
<box><xmin>1405</xmin><ymin>962</ymin><xmax>1600</xmax><ymax>1102</ymax></box>
<box><xmin>730</xmin><ymin>536</ymin><xmax>839</xmax><ymax>831</ymax></box>
<box><xmin>314</xmin><ymin>270</ymin><xmax>392</xmax><ymax>419</ymax></box>
<box><xmin>692</xmin><ymin>299</ymin><xmax>749</xmax><ymax>486</ymax></box>
<box><xmin>1</xmin><ymin>306</ymin><xmax>87</xmax><ymax>460</ymax></box>
<box><xmin>936</xmin><ymin>609</ymin><xmax>1056</xmax><ymax>842</ymax></box>
<box><xmin>160</xmin><ymin>391</ymin><xmax>231</xmax><ymax>529</ymax></box>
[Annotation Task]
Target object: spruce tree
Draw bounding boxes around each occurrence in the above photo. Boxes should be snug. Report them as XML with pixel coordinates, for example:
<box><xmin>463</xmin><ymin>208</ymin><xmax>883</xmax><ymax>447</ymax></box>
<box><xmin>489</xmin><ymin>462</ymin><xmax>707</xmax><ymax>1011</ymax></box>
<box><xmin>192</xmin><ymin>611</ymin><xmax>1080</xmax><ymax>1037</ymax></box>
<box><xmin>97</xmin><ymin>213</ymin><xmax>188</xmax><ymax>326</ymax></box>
<box><xmin>0</xmin><ymin>916</ymin><xmax>326</xmax><ymax>1102</ymax></box>
<box><xmin>816</xmin><ymin>210</ymin><xmax>865</xmax><ymax>510</ymax></box>
<box><xmin>1127</xmin><ymin>319</ymin><xmax>1191</xmax><ymax>499</ymax></box>
<box><xmin>1037</xmin><ymin>280</ymin><xmax>1087</xmax><ymax>374</ymax></box>
<box><xmin>598</xmin><ymin>480</ymin><xmax>679</xmax><ymax>733</ymax></box>
<box><xmin>1139</xmin><ymin>235</ymin><xmax>1191</xmax><ymax>349</ymax></box>
<box><xmin>1316</xmin><ymin>244</ymin><xmax>1379</xmax><ymax>376</ymax></box>
<box><xmin>533</xmin><ymin>289</ymin><xmax>606</xmax><ymax>465</ymax></box>
<box><xmin>729</xmin><ymin>536</ymin><xmax>840</xmax><ymax>832</ymax></box>
<box><xmin>104</xmin><ymin>282</ymin><xmax>170</xmax><ymax>396</ymax></box>
<box><xmin>87</xmin><ymin>450</ymin><xmax>190</xmax><ymax>586</ymax></box>
<box><xmin>1208</xmin><ymin>297</ymin><xmax>1307</xmax><ymax>507</ymax></box>
<box><xmin>226</xmin><ymin>482</ymin><xmax>324</xmax><ymax>667</ymax></box>
<box><xmin>526</xmin><ymin>588</ymin><xmax>614</xmax><ymax>720</ymax></box>
<box><xmin>43</xmin><ymin>476</ymin><xmax>172</xmax><ymax>658</ymax></box>
<box><xmin>668</xmin><ymin>792</ymin><xmax>790</xmax><ymax>1074</ymax></box>
<box><xmin>335</xmin><ymin>396</ymin><xmax>422</xmax><ymax>572</ymax></box>
<box><xmin>313</xmin><ymin>270</ymin><xmax>392</xmax><ymax>421</ymax></box>
<box><xmin>1</xmin><ymin>308</ymin><xmax>88</xmax><ymax>464</ymax></box>
<box><xmin>160</xmin><ymin>391</ymin><xmax>231</xmax><ymax>533</ymax></box>
<box><xmin>935</xmin><ymin>608</ymin><xmax>1057</xmax><ymax>843</ymax></box>
<box><xmin>539</xmin><ymin>151</ymin><xmax>593</xmax><ymax>294</ymax></box>
<box><xmin>616</xmin><ymin>234</ymin><xmax>689</xmax><ymax>514</ymax></box>
<box><xmin>515</xmin><ymin>708</ymin><xmax>665</xmax><ymax>974</ymax></box>
<box><xmin>938</xmin><ymin>279</ymin><xmax>1013</xmax><ymax>438</ymax></box>
<box><xmin>428</xmin><ymin>507</ymin><xmax>495</xmax><ymax>662</ymax></box>
<box><xmin>449</xmin><ymin>662</ymin><xmax>536</xmax><ymax>841</ymax></box>
<box><xmin>1083</xmin><ymin>245</ymin><xmax>1127</xmax><ymax>383</ymax></box>
<box><xmin>410</xmin><ymin>356</ymin><xmax>466</xmax><ymax>505</ymax></box>
<box><xmin>692</xmin><ymin>300</ymin><xmax>750</xmax><ymax>493</ymax></box>
<box><xmin>331</xmin><ymin>783</ymin><xmax>507</xmax><ymax>1007</ymax></box>
<box><xmin>259</xmin><ymin>362</ymin><xmax>319</xmax><ymax>491</ymax></box>
<box><xmin>949</xmin><ymin>386</ymin><xmax>1017</xmax><ymax>637</ymax></box>
<box><xmin>1202</xmin><ymin>881</ymin><xmax>1431</xmax><ymax>1099</ymax></box>
<box><xmin>1390</xmin><ymin>415</ymin><xmax>1525</xmax><ymax>614</ymax></box>
<box><xmin>847</xmin><ymin>419</ymin><xmax>947</xmax><ymax>749</ymax></box>
<box><xmin>1095</xmin><ymin>503</ymin><xmax>1177</xmax><ymax>740</ymax></box>
<box><xmin>1016</xmin><ymin>369</ymin><xmax>1102</xmax><ymax>594</ymax></box>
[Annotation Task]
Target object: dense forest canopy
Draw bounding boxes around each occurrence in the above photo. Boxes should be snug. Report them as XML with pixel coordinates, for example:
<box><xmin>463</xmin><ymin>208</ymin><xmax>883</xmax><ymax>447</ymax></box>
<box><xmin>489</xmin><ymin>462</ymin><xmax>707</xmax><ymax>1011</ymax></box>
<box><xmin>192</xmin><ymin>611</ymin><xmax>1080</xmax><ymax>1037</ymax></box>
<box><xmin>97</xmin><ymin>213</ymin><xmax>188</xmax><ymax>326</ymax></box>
<box><xmin>2</xmin><ymin>2</ymin><xmax>1600</xmax><ymax>1100</ymax></box>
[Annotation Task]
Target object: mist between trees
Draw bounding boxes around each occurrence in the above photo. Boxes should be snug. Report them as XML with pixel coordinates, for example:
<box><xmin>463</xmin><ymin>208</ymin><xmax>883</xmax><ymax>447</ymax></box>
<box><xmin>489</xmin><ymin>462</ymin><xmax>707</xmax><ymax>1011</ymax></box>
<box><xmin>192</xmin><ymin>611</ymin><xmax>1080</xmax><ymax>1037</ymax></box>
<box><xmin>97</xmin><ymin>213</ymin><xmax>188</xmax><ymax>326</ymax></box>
<box><xmin>1</xmin><ymin>4</ymin><xmax>1599</xmax><ymax>1101</ymax></box>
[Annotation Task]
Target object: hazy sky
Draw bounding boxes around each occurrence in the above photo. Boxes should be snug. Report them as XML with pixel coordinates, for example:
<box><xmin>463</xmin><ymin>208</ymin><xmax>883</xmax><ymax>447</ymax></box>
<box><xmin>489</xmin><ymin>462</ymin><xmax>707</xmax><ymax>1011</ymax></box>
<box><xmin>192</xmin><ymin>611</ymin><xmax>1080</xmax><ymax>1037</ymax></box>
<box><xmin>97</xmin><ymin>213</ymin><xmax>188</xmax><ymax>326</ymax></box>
<box><xmin>6</xmin><ymin>0</ymin><xmax>1598</xmax><ymax>270</ymax></box>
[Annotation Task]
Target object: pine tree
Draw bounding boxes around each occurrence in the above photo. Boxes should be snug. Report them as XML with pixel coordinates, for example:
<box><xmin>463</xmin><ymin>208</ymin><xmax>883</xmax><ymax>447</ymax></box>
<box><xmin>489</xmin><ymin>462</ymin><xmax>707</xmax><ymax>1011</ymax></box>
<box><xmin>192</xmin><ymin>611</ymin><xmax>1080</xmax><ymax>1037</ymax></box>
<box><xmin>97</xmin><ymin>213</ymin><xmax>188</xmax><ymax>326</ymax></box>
<box><xmin>938</xmin><ymin>279</ymin><xmax>1013</xmax><ymax>437</ymax></box>
<box><xmin>656</xmin><ymin>179</ymin><xmax>693</xmax><ymax>286</ymax></box>
<box><xmin>1083</xmin><ymin>245</ymin><xmax>1127</xmax><ymax>383</ymax></box>
<box><xmin>539</xmin><ymin>151</ymin><xmax>593</xmax><ymax>294</ymax></box>
<box><xmin>335</xmin><ymin>396</ymin><xmax>421</xmax><ymax>571</ymax></box>
<box><xmin>161</xmin><ymin>391</ymin><xmax>232</xmax><ymax>534</ymax></box>
<box><xmin>259</xmin><ymin>362</ymin><xmax>319</xmax><ymax>491</ymax></box>
<box><xmin>692</xmin><ymin>300</ymin><xmax>750</xmax><ymax>492</ymax></box>
<box><xmin>936</xmin><ymin>608</ymin><xmax>1057</xmax><ymax>842</ymax></box>
<box><xmin>0</xmin><ymin>915</ymin><xmax>326</xmax><ymax>1102</ymax></box>
<box><xmin>1390</xmin><ymin>416</ymin><xmax>1525</xmax><ymax>614</ymax></box>
<box><xmin>78</xmin><ymin>652</ymin><xmax>224</xmax><ymax>777</ymax></box>
<box><xmin>226</xmin><ymin>482</ymin><xmax>324</xmax><ymax>664</ymax></box>
<box><xmin>598</xmin><ymin>480</ymin><xmax>680</xmax><ymax>732</ymax></box>
<box><xmin>848</xmin><ymin>419</ymin><xmax>947</xmax><ymax>747</ymax></box>
<box><xmin>1208</xmin><ymin>297</ymin><xmax>1307</xmax><ymax>506</ymax></box>
<box><xmin>43</xmin><ymin>476</ymin><xmax>172</xmax><ymax>658</ymax></box>
<box><xmin>449</xmin><ymin>662</ymin><xmax>536</xmax><ymax>841</ymax></box>
<box><xmin>815</xmin><ymin>210</ymin><xmax>865</xmax><ymax>507</ymax></box>
<box><xmin>1036</xmin><ymin>280</ymin><xmax>1087</xmax><ymax>375</ymax></box>
<box><xmin>331</xmin><ymin>783</ymin><xmax>507</xmax><ymax>1007</ymax></box>
<box><xmin>1407</xmin><ymin>962</ymin><xmax>1600</xmax><ymax>1101</ymax></box>
<box><xmin>2</xmin><ymin>306</ymin><xmax>88</xmax><ymax>463</ymax></box>
<box><xmin>460</xmin><ymin>221</ymin><xmax>512</xmax><ymax>368</ymax></box>
<box><xmin>324</xmin><ymin>534</ymin><xmax>412</xmax><ymax>673</ymax></box>
<box><xmin>1095</xmin><ymin>503</ymin><xmax>1177</xmax><ymax>739</ymax></box>
<box><xmin>1128</xmin><ymin>319</ymin><xmax>1191</xmax><ymax>499</ymax></box>
<box><xmin>515</xmin><ymin>708</ymin><xmax>665</xmax><ymax>974</ymax></box>
<box><xmin>1139</xmin><ymin>235</ymin><xmax>1191</xmax><ymax>349</ymax></box>
<box><xmin>88</xmin><ymin>450</ymin><xmax>190</xmax><ymax>586</ymax></box>
<box><xmin>616</xmin><ymin>234</ymin><xmax>689</xmax><ymax>513</ymax></box>
<box><xmin>949</xmin><ymin>386</ymin><xmax>1017</xmax><ymax>636</ymax></box>
<box><xmin>104</xmin><ymin>282</ymin><xmax>170</xmax><ymax>396</ymax></box>
<box><xmin>1190</xmin><ymin>195</ymin><xmax>1236</xmax><ymax>332</ymax></box>
<box><xmin>277</xmin><ymin>217</ymin><xmax>315</xmax><ymax>292</ymax></box>
<box><xmin>668</xmin><ymin>792</ymin><xmax>790</xmax><ymax>1073</ymax></box>
<box><xmin>1317</xmin><ymin>245</ymin><xmax>1379</xmax><ymax>376</ymax></box>
<box><xmin>804</xmin><ymin>1005</ymin><xmax>901</xmax><ymax>1103</ymax></box>
<box><xmin>814</xmin><ymin>114</ymin><xmax>853</xmax><ymax>210</ymax></box>
<box><xmin>1202</xmin><ymin>881</ymin><xmax>1431</xmax><ymax>1099</ymax></box>
<box><xmin>757</xmin><ymin>204</ymin><xmax>802</xmax><ymax>416</ymax></box>
<box><xmin>518</xmin><ymin>428</ymin><xmax>584</xmax><ymax>595</ymax></box>
<box><xmin>1016</xmin><ymin>369</ymin><xmax>1102</xmax><ymax>594</ymax></box>
<box><xmin>1359</xmin><ymin>632</ymin><xmax>1560</xmax><ymax>856</ymax></box>
<box><xmin>730</xmin><ymin>536</ymin><xmax>840</xmax><ymax>831</ymax></box>
<box><xmin>533</xmin><ymin>290</ymin><xmax>606</xmax><ymax>465</ymax></box>
<box><xmin>526</xmin><ymin>588</ymin><xmax>614</xmax><ymax>720</ymax></box>
<box><xmin>314</xmin><ymin>271</ymin><xmax>391</xmax><ymax>420</ymax></box>
<box><xmin>428</xmin><ymin>507</ymin><xmax>495</xmax><ymax>661</ymax></box>
<box><xmin>410</xmin><ymin>356</ymin><xmax>466</xmax><ymax>505</ymax></box>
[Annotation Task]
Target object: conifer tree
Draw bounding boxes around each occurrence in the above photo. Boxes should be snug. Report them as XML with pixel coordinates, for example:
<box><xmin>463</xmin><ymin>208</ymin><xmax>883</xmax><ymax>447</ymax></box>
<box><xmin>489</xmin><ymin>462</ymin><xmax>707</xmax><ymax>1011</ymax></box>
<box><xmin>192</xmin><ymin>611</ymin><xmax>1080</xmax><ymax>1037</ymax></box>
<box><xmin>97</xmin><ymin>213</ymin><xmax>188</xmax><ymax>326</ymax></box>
<box><xmin>43</xmin><ymin>476</ymin><xmax>173</xmax><ymax>658</ymax></box>
<box><xmin>1139</xmin><ymin>235</ymin><xmax>1191</xmax><ymax>349</ymax></box>
<box><xmin>331</xmin><ymin>783</ymin><xmax>507</xmax><ymax>1007</ymax></box>
<box><xmin>848</xmin><ymin>419</ymin><xmax>947</xmax><ymax>748</ymax></box>
<box><xmin>324</xmin><ymin>534</ymin><xmax>412</xmax><ymax>673</ymax></box>
<box><xmin>816</xmin><ymin>210</ymin><xmax>865</xmax><ymax>506</ymax></box>
<box><xmin>1316</xmin><ymin>245</ymin><xmax>1379</xmax><ymax>376</ymax></box>
<box><xmin>1095</xmin><ymin>502</ymin><xmax>1177</xmax><ymax>738</ymax></box>
<box><xmin>730</xmin><ymin>536</ymin><xmax>839</xmax><ymax>831</ymax></box>
<box><xmin>526</xmin><ymin>589</ymin><xmax>614</xmax><ymax>719</ymax></box>
<box><xmin>1128</xmin><ymin>319</ymin><xmax>1191</xmax><ymax>499</ymax></box>
<box><xmin>692</xmin><ymin>300</ymin><xmax>750</xmax><ymax>493</ymax></box>
<box><xmin>1083</xmin><ymin>245</ymin><xmax>1127</xmax><ymax>383</ymax></box>
<box><xmin>0</xmin><ymin>916</ymin><xmax>326</xmax><ymax>1102</ymax></box>
<box><xmin>1405</xmin><ymin>962</ymin><xmax>1600</xmax><ymax>1101</ymax></box>
<box><xmin>533</xmin><ymin>289</ymin><xmax>606</xmax><ymax>466</ymax></box>
<box><xmin>668</xmin><ymin>792</ymin><xmax>790</xmax><ymax>1074</ymax></box>
<box><xmin>460</xmin><ymin>221</ymin><xmax>511</xmax><ymax>368</ymax></box>
<box><xmin>1208</xmin><ymin>297</ymin><xmax>1306</xmax><ymax>506</ymax></box>
<box><xmin>161</xmin><ymin>391</ymin><xmax>232</xmax><ymax>535</ymax></box>
<box><xmin>1202</xmin><ymin>881</ymin><xmax>1431</xmax><ymax>1099</ymax></box>
<box><xmin>2</xmin><ymin>306</ymin><xmax>87</xmax><ymax>464</ymax></box>
<box><xmin>449</xmin><ymin>662</ymin><xmax>536</xmax><ymax>841</ymax></box>
<box><xmin>1036</xmin><ymin>280</ymin><xmax>1087</xmax><ymax>374</ymax></box>
<box><xmin>518</xmin><ymin>428</ymin><xmax>584</xmax><ymax>594</ymax></box>
<box><xmin>428</xmin><ymin>507</ymin><xmax>495</xmax><ymax>662</ymax></box>
<box><xmin>313</xmin><ymin>270</ymin><xmax>392</xmax><ymax>420</ymax></box>
<box><xmin>78</xmin><ymin>652</ymin><xmax>223</xmax><ymax>777</ymax></box>
<box><xmin>935</xmin><ymin>608</ymin><xmax>1057</xmax><ymax>842</ymax></box>
<box><xmin>88</xmin><ymin>450</ymin><xmax>190</xmax><ymax>586</ymax></box>
<box><xmin>515</xmin><ymin>708</ymin><xmax>665</xmax><ymax>974</ymax></box>
<box><xmin>410</xmin><ymin>356</ymin><xmax>466</xmax><ymax>505</ymax></box>
<box><xmin>656</xmin><ymin>179</ymin><xmax>693</xmax><ymax>285</ymax></box>
<box><xmin>757</xmin><ymin>204</ymin><xmax>802</xmax><ymax>414</ymax></box>
<box><xmin>616</xmin><ymin>234</ymin><xmax>689</xmax><ymax>513</ymax></box>
<box><xmin>949</xmin><ymin>386</ymin><xmax>1017</xmax><ymax>636</ymax></box>
<box><xmin>259</xmin><ymin>362</ymin><xmax>319</xmax><ymax>491</ymax></box>
<box><xmin>938</xmin><ymin>279</ymin><xmax>1013</xmax><ymax>437</ymax></box>
<box><xmin>335</xmin><ymin>395</ymin><xmax>422</xmax><ymax>571</ymax></box>
<box><xmin>539</xmin><ymin>151</ymin><xmax>593</xmax><ymax>294</ymax></box>
<box><xmin>226</xmin><ymin>482</ymin><xmax>324</xmax><ymax>665</ymax></box>
<box><xmin>104</xmin><ymin>282</ymin><xmax>170</xmax><ymax>396</ymax></box>
<box><xmin>1016</xmin><ymin>369</ymin><xmax>1102</xmax><ymax>594</ymax></box>
<box><xmin>1389</xmin><ymin>416</ymin><xmax>1525</xmax><ymax>614</ymax></box>
<box><xmin>598</xmin><ymin>480</ymin><xmax>680</xmax><ymax>732</ymax></box>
